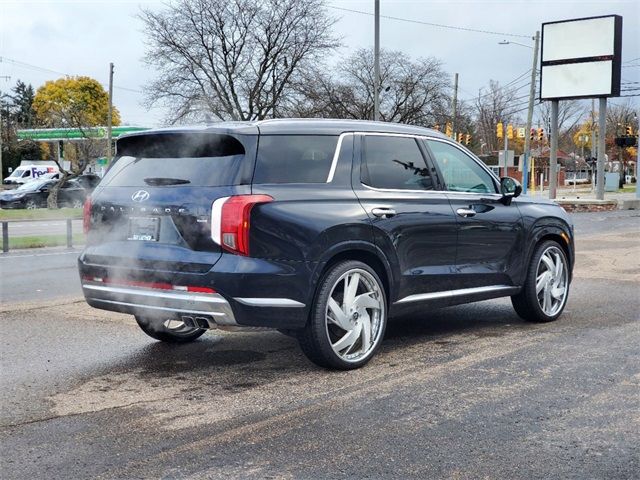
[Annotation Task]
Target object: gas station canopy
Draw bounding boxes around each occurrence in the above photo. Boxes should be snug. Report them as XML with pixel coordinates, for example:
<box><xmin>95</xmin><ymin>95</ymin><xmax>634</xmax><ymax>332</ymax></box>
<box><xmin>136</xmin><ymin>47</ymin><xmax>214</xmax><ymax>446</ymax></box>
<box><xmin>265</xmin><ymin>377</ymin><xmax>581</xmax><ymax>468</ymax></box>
<box><xmin>17</xmin><ymin>126</ymin><xmax>149</xmax><ymax>142</ymax></box>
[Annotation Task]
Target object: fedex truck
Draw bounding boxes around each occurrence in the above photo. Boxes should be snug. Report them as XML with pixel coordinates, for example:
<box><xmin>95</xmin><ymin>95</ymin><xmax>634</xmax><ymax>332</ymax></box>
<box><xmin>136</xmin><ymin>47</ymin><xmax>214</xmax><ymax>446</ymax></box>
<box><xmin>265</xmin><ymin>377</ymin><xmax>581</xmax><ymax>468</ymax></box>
<box><xmin>3</xmin><ymin>163</ymin><xmax>60</xmax><ymax>185</ymax></box>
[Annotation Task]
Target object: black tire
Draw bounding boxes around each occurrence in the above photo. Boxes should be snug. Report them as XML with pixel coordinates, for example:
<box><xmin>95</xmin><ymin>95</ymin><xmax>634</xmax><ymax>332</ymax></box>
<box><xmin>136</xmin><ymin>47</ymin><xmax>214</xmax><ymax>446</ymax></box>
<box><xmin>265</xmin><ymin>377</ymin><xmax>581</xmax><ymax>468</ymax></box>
<box><xmin>298</xmin><ymin>260</ymin><xmax>387</xmax><ymax>370</ymax></box>
<box><xmin>135</xmin><ymin>315</ymin><xmax>206</xmax><ymax>343</ymax></box>
<box><xmin>511</xmin><ymin>240</ymin><xmax>570</xmax><ymax>323</ymax></box>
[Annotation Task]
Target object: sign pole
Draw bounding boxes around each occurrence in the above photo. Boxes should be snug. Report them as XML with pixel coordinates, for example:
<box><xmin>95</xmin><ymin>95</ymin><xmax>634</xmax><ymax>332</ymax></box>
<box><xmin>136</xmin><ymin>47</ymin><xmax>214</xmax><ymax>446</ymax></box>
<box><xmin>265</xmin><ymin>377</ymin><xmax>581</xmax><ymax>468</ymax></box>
<box><xmin>549</xmin><ymin>100</ymin><xmax>559</xmax><ymax>199</ymax></box>
<box><xmin>596</xmin><ymin>97</ymin><xmax>607</xmax><ymax>200</ymax></box>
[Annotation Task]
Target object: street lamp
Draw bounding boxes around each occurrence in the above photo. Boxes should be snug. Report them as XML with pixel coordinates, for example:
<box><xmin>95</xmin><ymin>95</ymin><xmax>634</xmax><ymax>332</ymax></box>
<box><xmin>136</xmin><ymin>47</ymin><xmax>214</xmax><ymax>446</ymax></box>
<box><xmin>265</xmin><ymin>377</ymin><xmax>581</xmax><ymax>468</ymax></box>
<box><xmin>498</xmin><ymin>40</ymin><xmax>533</xmax><ymax>49</ymax></box>
<box><xmin>498</xmin><ymin>34</ymin><xmax>539</xmax><ymax>195</ymax></box>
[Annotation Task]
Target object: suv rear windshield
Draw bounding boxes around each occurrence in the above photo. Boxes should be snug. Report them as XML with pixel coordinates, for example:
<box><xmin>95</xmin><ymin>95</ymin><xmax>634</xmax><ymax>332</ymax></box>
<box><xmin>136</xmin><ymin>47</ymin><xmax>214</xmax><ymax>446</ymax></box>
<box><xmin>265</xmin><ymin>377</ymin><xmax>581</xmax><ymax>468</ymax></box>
<box><xmin>254</xmin><ymin>135</ymin><xmax>338</xmax><ymax>184</ymax></box>
<box><xmin>102</xmin><ymin>132</ymin><xmax>256</xmax><ymax>187</ymax></box>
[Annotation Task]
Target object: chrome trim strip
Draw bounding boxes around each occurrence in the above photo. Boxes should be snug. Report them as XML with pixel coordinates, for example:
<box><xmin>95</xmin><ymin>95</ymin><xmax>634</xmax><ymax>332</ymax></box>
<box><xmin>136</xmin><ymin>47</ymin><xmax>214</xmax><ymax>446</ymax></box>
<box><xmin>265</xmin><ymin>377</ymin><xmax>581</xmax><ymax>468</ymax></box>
<box><xmin>326</xmin><ymin>133</ymin><xmax>351</xmax><ymax>183</ymax></box>
<box><xmin>361</xmin><ymin>182</ymin><xmax>502</xmax><ymax>198</ymax></box>
<box><xmin>83</xmin><ymin>284</ymin><xmax>228</xmax><ymax>304</ymax></box>
<box><xmin>234</xmin><ymin>297</ymin><xmax>306</xmax><ymax>308</ymax></box>
<box><xmin>88</xmin><ymin>298</ymin><xmax>227</xmax><ymax>317</ymax></box>
<box><xmin>395</xmin><ymin>285</ymin><xmax>517</xmax><ymax>304</ymax></box>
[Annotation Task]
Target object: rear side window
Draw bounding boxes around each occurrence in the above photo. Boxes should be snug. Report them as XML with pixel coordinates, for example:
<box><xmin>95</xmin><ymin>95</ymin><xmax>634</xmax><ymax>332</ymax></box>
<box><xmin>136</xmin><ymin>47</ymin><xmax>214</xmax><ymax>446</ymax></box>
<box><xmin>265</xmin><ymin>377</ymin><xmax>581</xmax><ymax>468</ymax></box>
<box><xmin>254</xmin><ymin>135</ymin><xmax>338</xmax><ymax>184</ymax></box>
<box><xmin>362</xmin><ymin>135</ymin><xmax>434</xmax><ymax>190</ymax></box>
<box><xmin>102</xmin><ymin>133</ymin><xmax>256</xmax><ymax>187</ymax></box>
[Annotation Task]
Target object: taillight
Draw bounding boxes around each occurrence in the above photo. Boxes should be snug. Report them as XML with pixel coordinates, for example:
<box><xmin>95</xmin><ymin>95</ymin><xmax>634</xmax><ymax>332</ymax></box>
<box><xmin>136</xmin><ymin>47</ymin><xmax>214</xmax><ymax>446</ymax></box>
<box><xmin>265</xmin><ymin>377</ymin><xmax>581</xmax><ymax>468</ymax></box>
<box><xmin>83</xmin><ymin>197</ymin><xmax>92</xmax><ymax>234</ymax></box>
<box><xmin>211</xmin><ymin>195</ymin><xmax>273</xmax><ymax>256</ymax></box>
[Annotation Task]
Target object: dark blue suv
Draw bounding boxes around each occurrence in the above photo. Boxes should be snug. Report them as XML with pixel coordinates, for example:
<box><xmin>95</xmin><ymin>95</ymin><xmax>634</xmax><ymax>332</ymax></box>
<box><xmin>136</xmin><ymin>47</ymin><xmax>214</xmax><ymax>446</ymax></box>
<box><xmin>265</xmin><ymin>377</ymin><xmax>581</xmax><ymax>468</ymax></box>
<box><xmin>79</xmin><ymin>119</ymin><xmax>574</xmax><ymax>369</ymax></box>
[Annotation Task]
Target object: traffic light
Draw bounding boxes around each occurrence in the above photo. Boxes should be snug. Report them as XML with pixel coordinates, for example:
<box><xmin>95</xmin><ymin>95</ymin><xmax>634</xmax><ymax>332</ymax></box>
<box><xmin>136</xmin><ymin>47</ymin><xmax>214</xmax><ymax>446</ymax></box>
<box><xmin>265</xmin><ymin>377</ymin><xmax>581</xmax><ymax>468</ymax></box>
<box><xmin>530</xmin><ymin>128</ymin><xmax>536</xmax><ymax>141</ymax></box>
<box><xmin>497</xmin><ymin>122</ymin><xmax>503</xmax><ymax>139</ymax></box>
<box><xmin>626</xmin><ymin>125</ymin><xmax>633</xmax><ymax>136</ymax></box>
<box><xmin>465</xmin><ymin>134</ymin><xmax>471</xmax><ymax>145</ymax></box>
<box><xmin>507</xmin><ymin>124</ymin><xmax>514</xmax><ymax>140</ymax></box>
<box><xmin>457</xmin><ymin>132</ymin><xmax>464</xmax><ymax>143</ymax></box>
<box><xmin>445</xmin><ymin>122</ymin><xmax>453</xmax><ymax>138</ymax></box>
<box><xmin>538</xmin><ymin>127</ymin><xmax>544</xmax><ymax>141</ymax></box>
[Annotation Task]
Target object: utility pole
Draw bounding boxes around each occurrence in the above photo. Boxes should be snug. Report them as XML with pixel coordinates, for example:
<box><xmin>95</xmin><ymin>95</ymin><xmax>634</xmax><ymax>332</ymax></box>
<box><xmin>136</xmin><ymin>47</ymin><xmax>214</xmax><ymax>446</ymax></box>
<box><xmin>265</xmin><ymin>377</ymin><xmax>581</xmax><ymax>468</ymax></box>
<box><xmin>503</xmin><ymin>130</ymin><xmax>509</xmax><ymax>177</ymax></box>
<box><xmin>0</xmin><ymin>76</ymin><xmax>10</xmax><ymax>181</ymax></box>
<box><xmin>522</xmin><ymin>31</ymin><xmax>539</xmax><ymax>195</ymax></box>
<box><xmin>373</xmin><ymin>0</ymin><xmax>380</xmax><ymax>121</ymax></box>
<box><xmin>451</xmin><ymin>73</ymin><xmax>458</xmax><ymax>139</ymax></box>
<box><xmin>106</xmin><ymin>63</ymin><xmax>114</xmax><ymax>167</ymax></box>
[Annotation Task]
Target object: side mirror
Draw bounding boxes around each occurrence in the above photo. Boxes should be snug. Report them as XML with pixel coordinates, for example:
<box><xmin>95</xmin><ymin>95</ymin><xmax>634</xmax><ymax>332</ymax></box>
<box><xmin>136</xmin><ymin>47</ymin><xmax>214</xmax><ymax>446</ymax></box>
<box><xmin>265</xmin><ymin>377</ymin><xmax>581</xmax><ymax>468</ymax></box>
<box><xmin>499</xmin><ymin>177</ymin><xmax>522</xmax><ymax>205</ymax></box>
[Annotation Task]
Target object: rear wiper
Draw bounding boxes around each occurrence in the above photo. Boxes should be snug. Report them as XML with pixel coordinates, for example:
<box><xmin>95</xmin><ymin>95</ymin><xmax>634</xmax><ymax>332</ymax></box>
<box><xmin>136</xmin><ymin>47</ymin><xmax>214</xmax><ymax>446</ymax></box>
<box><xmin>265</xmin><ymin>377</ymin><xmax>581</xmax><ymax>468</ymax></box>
<box><xmin>143</xmin><ymin>177</ymin><xmax>191</xmax><ymax>186</ymax></box>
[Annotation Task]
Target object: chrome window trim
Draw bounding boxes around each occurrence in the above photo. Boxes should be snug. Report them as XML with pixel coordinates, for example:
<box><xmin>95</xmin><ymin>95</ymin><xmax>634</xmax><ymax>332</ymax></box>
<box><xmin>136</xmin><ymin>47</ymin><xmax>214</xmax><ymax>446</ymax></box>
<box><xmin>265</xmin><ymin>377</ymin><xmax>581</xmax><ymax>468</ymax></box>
<box><xmin>234</xmin><ymin>297</ymin><xmax>306</xmax><ymax>308</ymax></box>
<box><xmin>355</xmin><ymin>132</ymin><xmax>500</xmax><ymax>195</ymax></box>
<box><xmin>326</xmin><ymin>133</ymin><xmax>352</xmax><ymax>183</ymax></box>
<box><xmin>395</xmin><ymin>285</ymin><xmax>517</xmax><ymax>304</ymax></box>
<box><xmin>361</xmin><ymin>182</ymin><xmax>502</xmax><ymax>198</ymax></box>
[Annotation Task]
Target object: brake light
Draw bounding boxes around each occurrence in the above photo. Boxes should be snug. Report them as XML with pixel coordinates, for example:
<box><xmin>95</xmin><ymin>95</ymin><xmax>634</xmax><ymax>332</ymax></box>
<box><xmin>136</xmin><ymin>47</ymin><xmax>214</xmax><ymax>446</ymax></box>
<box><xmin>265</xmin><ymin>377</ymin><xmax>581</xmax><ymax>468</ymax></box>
<box><xmin>211</xmin><ymin>195</ymin><xmax>273</xmax><ymax>256</ymax></box>
<box><xmin>83</xmin><ymin>197</ymin><xmax>92</xmax><ymax>234</ymax></box>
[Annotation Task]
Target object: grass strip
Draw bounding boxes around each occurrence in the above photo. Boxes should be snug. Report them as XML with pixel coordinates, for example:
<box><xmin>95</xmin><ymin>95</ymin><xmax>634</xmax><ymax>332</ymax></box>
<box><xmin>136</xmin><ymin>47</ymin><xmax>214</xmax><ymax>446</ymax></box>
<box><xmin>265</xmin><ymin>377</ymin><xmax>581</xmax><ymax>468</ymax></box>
<box><xmin>8</xmin><ymin>234</ymin><xmax>85</xmax><ymax>249</ymax></box>
<box><xmin>0</xmin><ymin>208</ymin><xmax>82</xmax><ymax>221</ymax></box>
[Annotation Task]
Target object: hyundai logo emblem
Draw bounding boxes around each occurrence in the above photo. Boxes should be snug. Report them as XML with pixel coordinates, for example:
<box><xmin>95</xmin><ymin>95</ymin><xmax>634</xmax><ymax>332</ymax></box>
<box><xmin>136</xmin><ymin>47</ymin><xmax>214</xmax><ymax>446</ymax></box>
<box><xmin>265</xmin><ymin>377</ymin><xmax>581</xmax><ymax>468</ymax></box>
<box><xmin>131</xmin><ymin>190</ymin><xmax>150</xmax><ymax>202</ymax></box>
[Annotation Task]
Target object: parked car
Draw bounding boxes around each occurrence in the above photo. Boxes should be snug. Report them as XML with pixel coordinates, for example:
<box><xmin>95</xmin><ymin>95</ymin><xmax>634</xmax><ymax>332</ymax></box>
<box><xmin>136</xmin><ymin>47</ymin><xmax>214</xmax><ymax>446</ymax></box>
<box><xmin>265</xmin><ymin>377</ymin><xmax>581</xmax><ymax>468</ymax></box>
<box><xmin>79</xmin><ymin>120</ymin><xmax>574</xmax><ymax>369</ymax></box>
<box><xmin>73</xmin><ymin>173</ymin><xmax>102</xmax><ymax>190</ymax></box>
<box><xmin>0</xmin><ymin>178</ymin><xmax>88</xmax><ymax>209</ymax></box>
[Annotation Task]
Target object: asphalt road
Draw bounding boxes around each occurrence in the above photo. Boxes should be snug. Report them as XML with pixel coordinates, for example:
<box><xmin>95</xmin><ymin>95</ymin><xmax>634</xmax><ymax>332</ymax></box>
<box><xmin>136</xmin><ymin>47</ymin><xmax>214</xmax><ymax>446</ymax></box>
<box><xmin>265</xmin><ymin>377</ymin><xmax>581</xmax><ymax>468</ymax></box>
<box><xmin>0</xmin><ymin>210</ymin><xmax>638</xmax><ymax>479</ymax></box>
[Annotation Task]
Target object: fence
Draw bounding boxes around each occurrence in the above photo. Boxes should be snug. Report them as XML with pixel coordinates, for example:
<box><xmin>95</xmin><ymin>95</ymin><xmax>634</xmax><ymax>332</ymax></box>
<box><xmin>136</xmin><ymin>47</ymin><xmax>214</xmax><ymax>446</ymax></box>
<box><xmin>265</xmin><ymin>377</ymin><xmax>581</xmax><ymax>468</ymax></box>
<box><xmin>1</xmin><ymin>218</ymin><xmax>82</xmax><ymax>253</ymax></box>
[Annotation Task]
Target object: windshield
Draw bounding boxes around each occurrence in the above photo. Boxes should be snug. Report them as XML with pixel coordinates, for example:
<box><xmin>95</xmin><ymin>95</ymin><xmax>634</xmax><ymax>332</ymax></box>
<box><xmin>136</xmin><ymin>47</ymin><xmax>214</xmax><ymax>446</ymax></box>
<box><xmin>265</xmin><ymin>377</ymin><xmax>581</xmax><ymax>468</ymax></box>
<box><xmin>7</xmin><ymin>168</ymin><xmax>26</xmax><ymax>178</ymax></box>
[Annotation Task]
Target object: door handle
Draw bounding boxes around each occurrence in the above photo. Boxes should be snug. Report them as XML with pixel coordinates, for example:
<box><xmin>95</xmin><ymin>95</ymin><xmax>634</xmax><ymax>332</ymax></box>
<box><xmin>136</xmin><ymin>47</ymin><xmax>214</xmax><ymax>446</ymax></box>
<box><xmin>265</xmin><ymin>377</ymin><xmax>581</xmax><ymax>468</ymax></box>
<box><xmin>371</xmin><ymin>207</ymin><xmax>397</xmax><ymax>218</ymax></box>
<box><xmin>456</xmin><ymin>208</ymin><xmax>476</xmax><ymax>218</ymax></box>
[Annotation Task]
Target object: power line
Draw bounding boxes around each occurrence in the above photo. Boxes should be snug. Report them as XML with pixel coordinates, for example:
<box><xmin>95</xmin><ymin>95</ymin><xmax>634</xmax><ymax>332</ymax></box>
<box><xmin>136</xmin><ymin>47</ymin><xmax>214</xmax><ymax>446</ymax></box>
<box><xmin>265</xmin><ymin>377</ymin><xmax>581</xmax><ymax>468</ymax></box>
<box><xmin>623</xmin><ymin>57</ymin><xmax>640</xmax><ymax>64</ymax></box>
<box><xmin>457</xmin><ymin>69</ymin><xmax>532</xmax><ymax>103</ymax></box>
<box><xmin>327</xmin><ymin>5</ymin><xmax>532</xmax><ymax>39</ymax></box>
<box><xmin>0</xmin><ymin>56</ymin><xmax>143</xmax><ymax>94</ymax></box>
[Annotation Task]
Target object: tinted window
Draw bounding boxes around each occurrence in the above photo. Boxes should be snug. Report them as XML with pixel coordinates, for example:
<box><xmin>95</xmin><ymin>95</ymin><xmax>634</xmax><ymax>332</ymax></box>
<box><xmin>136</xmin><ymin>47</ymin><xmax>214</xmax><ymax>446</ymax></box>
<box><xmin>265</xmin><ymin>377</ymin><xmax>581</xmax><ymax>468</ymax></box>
<box><xmin>426</xmin><ymin>140</ymin><xmax>496</xmax><ymax>194</ymax></box>
<box><xmin>362</xmin><ymin>135</ymin><xmax>434</xmax><ymax>190</ymax></box>
<box><xmin>103</xmin><ymin>133</ymin><xmax>253</xmax><ymax>187</ymax></box>
<box><xmin>254</xmin><ymin>135</ymin><xmax>337</xmax><ymax>184</ymax></box>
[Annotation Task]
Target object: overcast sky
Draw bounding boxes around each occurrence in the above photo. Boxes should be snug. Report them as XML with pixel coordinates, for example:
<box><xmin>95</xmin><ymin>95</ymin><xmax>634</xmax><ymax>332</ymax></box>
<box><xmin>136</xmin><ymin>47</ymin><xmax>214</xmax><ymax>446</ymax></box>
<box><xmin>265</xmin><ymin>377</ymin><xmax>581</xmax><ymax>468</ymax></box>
<box><xmin>1</xmin><ymin>0</ymin><xmax>638</xmax><ymax>127</ymax></box>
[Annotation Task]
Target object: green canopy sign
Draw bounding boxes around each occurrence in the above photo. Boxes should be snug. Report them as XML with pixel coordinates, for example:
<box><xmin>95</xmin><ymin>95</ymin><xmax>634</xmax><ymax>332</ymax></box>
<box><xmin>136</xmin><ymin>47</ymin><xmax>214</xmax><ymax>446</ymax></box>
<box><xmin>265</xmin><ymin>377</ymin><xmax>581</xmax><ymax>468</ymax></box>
<box><xmin>17</xmin><ymin>126</ymin><xmax>149</xmax><ymax>142</ymax></box>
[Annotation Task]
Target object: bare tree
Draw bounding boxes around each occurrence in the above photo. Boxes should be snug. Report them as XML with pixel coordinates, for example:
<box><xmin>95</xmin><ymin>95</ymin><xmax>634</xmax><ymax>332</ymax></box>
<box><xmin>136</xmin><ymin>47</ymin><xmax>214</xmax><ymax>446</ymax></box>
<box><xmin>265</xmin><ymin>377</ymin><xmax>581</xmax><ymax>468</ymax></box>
<box><xmin>287</xmin><ymin>48</ymin><xmax>450</xmax><ymax>126</ymax></box>
<box><xmin>473</xmin><ymin>80</ymin><xmax>524</xmax><ymax>153</ymax></box>
<box><xmin>139</xmin><ymin>0</ymin><xmax>339</xmax><ymax>123</ymax></box>
<box><xmin>536</xmin><ymin>100</ymin><xmax>586</xmax><ymax>152</ymax></box>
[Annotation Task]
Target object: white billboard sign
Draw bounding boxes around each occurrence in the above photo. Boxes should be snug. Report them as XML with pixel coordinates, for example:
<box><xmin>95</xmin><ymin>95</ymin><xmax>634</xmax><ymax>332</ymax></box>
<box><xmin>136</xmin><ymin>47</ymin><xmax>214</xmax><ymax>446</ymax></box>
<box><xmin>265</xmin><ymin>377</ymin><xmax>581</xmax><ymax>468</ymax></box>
<box><xmin>540</xmin><ymin>15</ymin><xmax>622</xmax><ymax>101</ymax></box>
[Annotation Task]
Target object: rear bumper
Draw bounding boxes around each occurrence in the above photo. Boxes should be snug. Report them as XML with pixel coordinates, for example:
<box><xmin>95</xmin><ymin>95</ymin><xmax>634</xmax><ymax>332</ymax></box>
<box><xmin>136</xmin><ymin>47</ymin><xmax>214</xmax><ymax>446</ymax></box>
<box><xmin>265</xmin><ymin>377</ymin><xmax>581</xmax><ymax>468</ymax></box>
<box><xmin>82</xmin><ymin>282</ymin><xmax>238</xmax><ymax>326</ymax></box>
<box><xmin>78</xmin><ymin>251</ymin><xmax>314</xmax><ymax>330</ymax></box>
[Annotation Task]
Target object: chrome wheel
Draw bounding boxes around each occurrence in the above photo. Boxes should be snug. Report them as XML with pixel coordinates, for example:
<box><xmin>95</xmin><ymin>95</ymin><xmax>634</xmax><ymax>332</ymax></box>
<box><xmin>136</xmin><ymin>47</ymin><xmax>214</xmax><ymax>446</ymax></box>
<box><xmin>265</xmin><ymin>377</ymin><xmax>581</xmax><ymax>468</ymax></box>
<box><xmin>25</xmin><ymin>200</ymin><xmax>37</xmax><ymax>210</ymax></box>
<box><xmin>325</xmin><ymin>268</ymin><xmax>385</xmax><ymax>363</ymax></box>
<box><xmin>72</xmin><ymin>199</ymin><xmax>83</xmax><ymax>209</ymax></box>
<box><xmin>536</xmin><ymin>246</ymin><xmax>568</xmax><ymax>317</ymax></box>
